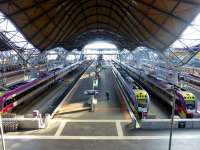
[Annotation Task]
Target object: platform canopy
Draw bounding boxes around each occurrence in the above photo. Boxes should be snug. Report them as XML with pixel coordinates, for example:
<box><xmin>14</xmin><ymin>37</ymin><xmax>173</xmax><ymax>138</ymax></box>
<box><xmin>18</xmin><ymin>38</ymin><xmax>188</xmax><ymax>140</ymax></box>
<box><xmin>0</xmin><ymin>0</ymin><xmax>199</xmax><ymax>51</ymax></box>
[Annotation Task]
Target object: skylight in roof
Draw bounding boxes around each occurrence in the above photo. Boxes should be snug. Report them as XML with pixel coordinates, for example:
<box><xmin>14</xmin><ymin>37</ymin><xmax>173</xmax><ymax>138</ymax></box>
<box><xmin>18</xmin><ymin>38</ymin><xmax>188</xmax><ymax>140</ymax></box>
<box><xmin>171</xmin><ymin>12</ymin><xmax>200</xmax><ymax>48</ymax></box>
<box><xmin>0</xmin><ymin>12</ymin><xmax>35</xmax><ymax>50</ymax></box>
<box><xmin>84</xmin><ymin>41</ymin><xmax>117</xmax><ymax>49</ymax></box>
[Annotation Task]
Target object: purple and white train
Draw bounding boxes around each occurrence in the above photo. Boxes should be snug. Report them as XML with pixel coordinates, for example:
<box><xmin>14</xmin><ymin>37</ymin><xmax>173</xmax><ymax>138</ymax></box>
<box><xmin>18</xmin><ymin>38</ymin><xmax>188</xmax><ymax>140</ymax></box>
<box><xmin>0</xmin><ymin>61</ymin><xmax>85</xmax><ymax>113</ymax></box>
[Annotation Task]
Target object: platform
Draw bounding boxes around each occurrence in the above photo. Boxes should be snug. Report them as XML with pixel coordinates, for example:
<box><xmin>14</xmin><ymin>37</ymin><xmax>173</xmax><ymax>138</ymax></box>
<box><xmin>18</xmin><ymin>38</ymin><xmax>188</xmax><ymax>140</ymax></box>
<box><xmin>3</xmin><ymin>62</ymin><xmax>200</xmax><ymax>150</ymax></box>
<box><xmin>3</xmin><ymin>118</ymin><xmax>200</xmax><ymax>150</ymax></box>
<box><xmin>55</xmin><ymin>62</ymin><xmax>130</xmax><ymax>120</ymax></box>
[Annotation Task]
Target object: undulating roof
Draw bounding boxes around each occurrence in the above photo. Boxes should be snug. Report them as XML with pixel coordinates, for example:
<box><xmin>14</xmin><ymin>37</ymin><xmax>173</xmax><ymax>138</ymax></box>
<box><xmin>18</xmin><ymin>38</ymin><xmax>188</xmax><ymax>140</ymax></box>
<box><xmin>0</xmin><ymin>0</ymin><xmax>199</xmax><ymax>51</ymax></box>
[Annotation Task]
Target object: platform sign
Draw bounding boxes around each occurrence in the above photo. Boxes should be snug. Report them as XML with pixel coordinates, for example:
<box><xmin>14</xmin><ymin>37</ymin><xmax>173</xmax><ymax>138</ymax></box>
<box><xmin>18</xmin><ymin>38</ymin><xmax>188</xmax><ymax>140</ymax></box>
<box><xmin>96</xmin><ymin>67</ymin><xmax>101</xmax><ymax>73</ymax></box>
<box><xmin>84</xmin><ymin>90</ymin><xmax>99</xmax><ymax>95</ymax></box>
<box><xmin>180</xmin><ymin>83</ymin><xmax>188</xmax><ymax>89</ymax></box>
<box><xmin>93</xmin><ymin>79</ymin><xmax>98</xmax><ymax>88</ymax></box>
<box><xmin>93</xmin><ymin>98</ymin><xmax>98</xmax><ymax>105</ymax></box>
<box><xmin>178</xmin><ymin>121</ymin><xmax>186</xmax><ymax>128</ymax></box>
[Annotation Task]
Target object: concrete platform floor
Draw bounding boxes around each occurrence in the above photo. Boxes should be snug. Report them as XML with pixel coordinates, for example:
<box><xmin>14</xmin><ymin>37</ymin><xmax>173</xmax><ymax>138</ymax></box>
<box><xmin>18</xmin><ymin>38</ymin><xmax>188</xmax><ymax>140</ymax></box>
<box><xmin>3</xmin><ymin>138</ymin><xmax>200</xmax><ymax>150</ymax></box>
<box><xmin>4</xmin><ymin>118</ymin><xmax>200</xmax><ymax>150</ymax></box>
<box><xmin>55</xmin><ymin>62</ymin><xmax>130</xmax><ymax>120</ymax></box>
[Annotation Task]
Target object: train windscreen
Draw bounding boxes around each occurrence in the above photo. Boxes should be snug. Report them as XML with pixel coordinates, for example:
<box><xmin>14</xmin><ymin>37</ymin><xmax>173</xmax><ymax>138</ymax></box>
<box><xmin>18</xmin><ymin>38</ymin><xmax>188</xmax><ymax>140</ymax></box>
<box><xmin>186</xmin><ymin>100</ymin><xmax>195</xmax><ymax>110</ymax></box>
<box><xmin>138</xmin><ymin>99</ymin><xmax>147</xmax><ymax>108</ymax></box>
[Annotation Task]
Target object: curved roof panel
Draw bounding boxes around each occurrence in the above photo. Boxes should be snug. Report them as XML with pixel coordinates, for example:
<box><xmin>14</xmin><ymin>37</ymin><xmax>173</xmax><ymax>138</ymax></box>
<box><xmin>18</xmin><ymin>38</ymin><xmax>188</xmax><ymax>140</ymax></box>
<box><xmin>0</xmin><ymin>0</ymin><xmax>199</xmax><ymax>51</ymax></box>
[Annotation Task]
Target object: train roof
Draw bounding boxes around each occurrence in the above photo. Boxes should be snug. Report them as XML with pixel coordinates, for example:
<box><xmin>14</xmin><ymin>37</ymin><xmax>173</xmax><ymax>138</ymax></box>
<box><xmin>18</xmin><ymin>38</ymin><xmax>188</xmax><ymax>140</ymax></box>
<box><xmin>8</xmin><ymin>81</ymin><xmax>29</xmax><ymax>90</ymax></box>
<box><xmin>178</xmin><ymin>91</ymin><xmax>195</xmax><ymax>101</ymax></box>
<box><xmin>135</xmin><ymin>89</ymin><xmax>148</xmax><ymax>99</ymax></box>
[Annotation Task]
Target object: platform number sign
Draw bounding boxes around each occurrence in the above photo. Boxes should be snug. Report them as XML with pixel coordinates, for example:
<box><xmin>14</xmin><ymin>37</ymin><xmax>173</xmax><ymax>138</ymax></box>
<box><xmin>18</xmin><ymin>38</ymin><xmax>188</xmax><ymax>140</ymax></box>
<box><xmin>178</xmin><ymin>121</ymin><xmax>186</xmax><ymax>128</ymax></box>
<box><xmin>93</xmin><ymin>79</ymin><xmax>98</xmax><ymax>88</ymax></box>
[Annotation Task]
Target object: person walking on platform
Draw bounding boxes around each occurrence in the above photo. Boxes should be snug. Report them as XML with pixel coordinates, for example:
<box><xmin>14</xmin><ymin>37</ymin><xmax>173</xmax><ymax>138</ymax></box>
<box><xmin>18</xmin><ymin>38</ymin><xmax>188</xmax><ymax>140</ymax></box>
<box><xmin>106</xmin><ymin>91</ymin><xmax>110</xmax><ymax>101</ymax></box>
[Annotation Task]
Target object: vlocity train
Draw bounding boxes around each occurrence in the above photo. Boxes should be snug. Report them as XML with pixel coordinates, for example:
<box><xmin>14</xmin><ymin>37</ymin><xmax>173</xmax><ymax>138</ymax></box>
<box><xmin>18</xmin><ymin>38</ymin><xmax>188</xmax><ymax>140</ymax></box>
<box><xmin>112</xmin><ymin>65</ymin><xmax>150</xmax><ymax>118</ymax></box>
<box><xmin>176</xmin><ymin>91</ymin><xmax>197</xmax><ymax>118</ymax></box>
<box><xmin>0</xmin><ymin>61</ymin><xmax>86</xmax><ymax>113</ymax></box>
<box><xmin>146</xmin><ymin>73</ymin><xmax>198</xmax><ymax>118</ymax></box>
<box><xmin>113</xmin><ymin>60</ymin><xmax>198</xmax><ymax>118</ymax></box>
<box><xmin>125</xmin><ymin>76</ymin><xmax>150</xmax><ymax>117</ymax></box>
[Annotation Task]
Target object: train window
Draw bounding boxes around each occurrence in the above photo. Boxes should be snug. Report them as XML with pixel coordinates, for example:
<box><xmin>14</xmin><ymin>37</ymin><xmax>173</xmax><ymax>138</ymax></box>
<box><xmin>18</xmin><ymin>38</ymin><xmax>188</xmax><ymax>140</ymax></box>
<box><xmin>138</xmin><ymin>99</ymin><xmax>147</xmax><ymax>106</ymax></box>
<box><xmin>3</xmin><ymin>102</ymin><xmax>6</xmax><ymax>107</ymax></box>
<box><xmin>138</xmin><ymin>103</ymin><xmax>147</xmax><ymax>108</ymax></box>
<box><xmin>3</xmin><ymin>98</ymin><xmax>14</xmax><ymax>107</ymax></box>
<box><xmin>186</xmin><ymin>101</ymin><xmax>195</xmax><ymax>110</ymax></box>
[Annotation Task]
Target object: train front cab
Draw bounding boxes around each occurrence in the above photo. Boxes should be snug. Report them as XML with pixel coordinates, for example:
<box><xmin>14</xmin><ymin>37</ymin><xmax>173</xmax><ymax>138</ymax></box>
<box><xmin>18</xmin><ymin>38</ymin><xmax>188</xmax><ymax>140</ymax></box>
<box><xmin>176</xmin><ymin>91</ymin><xmax>197</xmax><ymax>118</ymax></box>
<box><xmin>135</xmin><ymin>89</ymin><xmax>150</xmax><ymax>117</ymax></box>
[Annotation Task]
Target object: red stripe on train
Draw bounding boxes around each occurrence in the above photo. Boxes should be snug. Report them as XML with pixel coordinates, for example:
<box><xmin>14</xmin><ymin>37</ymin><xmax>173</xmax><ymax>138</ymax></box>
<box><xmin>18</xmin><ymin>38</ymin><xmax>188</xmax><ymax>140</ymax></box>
<box><xmin>2</xmin><ymin>104</ymin><xmax>13</xmax><ymax>113</ymax></box>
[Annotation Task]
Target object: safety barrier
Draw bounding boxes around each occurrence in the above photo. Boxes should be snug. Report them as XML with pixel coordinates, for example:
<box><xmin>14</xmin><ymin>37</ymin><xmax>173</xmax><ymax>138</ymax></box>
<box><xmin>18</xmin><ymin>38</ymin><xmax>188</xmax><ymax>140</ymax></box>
<box><xmin>0</xmin><ymin>112</ymin><xmax>45</xmax><ymax>132</ymax></box>
<box><xmin>1</xmin><ymin>113</ymin><xmax>16</xmax><ymax>118</ymax></box>
<box><xmin>1</xmin><ymin>119</ymin><xmax>19</xmax><ymax>132</ymax></box>
<box><xmin>140</xmin><ymin>118</ymin><xmax>200</xmax><ymax>129</ymax></box>
<box><xmin>1</xmin><ymin>117</ymin><xmax>45</xmax><ymax>132</ymax></box>
<box><xmin>0</xmin><ymin>113</ymin><xmax>19</xmax><ymax>132</ymax></box>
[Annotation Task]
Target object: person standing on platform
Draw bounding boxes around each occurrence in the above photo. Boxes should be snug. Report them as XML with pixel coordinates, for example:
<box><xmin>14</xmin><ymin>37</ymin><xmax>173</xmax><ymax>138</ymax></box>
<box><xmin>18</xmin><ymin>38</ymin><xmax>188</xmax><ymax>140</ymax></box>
<box><xmin>106</xmin><ymin>91</ymin><xmax>110</xmax><ymax>101</ymax></box>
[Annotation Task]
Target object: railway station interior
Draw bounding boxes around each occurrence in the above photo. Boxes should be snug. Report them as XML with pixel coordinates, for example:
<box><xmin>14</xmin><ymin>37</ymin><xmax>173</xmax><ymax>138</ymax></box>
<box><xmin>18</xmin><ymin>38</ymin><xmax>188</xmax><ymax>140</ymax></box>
<box><xmin>0</xmin><ymin>0</ymin><xmax>200</xmax><ymax>150</ymax></box>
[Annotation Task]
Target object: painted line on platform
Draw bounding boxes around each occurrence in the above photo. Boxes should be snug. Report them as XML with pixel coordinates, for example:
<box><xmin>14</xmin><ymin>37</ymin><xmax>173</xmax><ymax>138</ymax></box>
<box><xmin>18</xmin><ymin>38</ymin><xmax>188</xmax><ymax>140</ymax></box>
<box><xmin>4</xmin><ymin>135</ymin><xmax>200</xmax><ymax>140</ymax></box>
<box><xmin>116</xmin><ymin>121</ymin><xmax>123</xmax><ymax>136</ymax></box>
<box><xmin>52</xmin><ymin>119</ymin><xmax>131</xmax><ymax>123</ymax></box>
<box><xmin>54</xmin><ymin>121</ymin><xmax>66</xmax><ymax>136</ymax></box>
<box><xmin>52</xmin><ymin>68</ymin><xmax>83</xmax><ymax>118</ymax></box>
